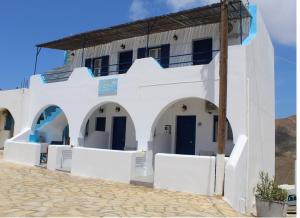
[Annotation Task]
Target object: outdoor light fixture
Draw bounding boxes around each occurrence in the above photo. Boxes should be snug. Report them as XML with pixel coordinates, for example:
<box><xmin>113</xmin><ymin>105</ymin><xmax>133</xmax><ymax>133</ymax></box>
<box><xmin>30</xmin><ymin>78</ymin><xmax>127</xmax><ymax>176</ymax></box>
<box><xmin>115</xmin><ymin>106</ymin><xmax>121</xmax><ymax>112</ymax></box>
<box><xmin>182</xmin><ymin>104</ymin><xmax>187</xmax><ymax>112</ymax></box>
<box><xmin>120</xmin><ymin>44</ymin><xmax>126</xmax><ymax>49</ymax></box>
<box><xmin>173</xmin><ymin>34</ymin><xmax>178</xmax><ymax>41</ymax></box>
<box><xmin>99</xmin><ymin>107</ymin><xmax>104</xmax><ymax>113</ymax></box>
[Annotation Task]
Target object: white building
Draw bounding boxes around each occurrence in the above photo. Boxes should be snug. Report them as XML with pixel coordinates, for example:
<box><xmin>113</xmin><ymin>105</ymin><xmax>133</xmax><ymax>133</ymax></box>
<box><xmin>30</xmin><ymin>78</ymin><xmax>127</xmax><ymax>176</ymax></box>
<box><xmin>0</xmin><ymin>1</ymin><xmax>274</xmax><ymax>214</ymax></box>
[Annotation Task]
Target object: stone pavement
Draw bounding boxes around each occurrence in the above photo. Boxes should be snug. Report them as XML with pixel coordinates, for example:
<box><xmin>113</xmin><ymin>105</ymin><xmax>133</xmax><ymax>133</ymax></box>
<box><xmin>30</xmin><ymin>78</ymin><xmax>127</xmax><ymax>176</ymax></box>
<box><xmin>0</xmin><ymin>151</ymin><xmax>241</xmax><ymax>217</ymax></box>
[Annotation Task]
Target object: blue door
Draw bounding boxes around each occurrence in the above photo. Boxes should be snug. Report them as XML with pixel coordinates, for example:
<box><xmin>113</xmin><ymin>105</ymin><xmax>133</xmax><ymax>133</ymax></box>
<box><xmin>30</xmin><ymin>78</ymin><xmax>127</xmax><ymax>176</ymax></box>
<box><xmin>118</xmin><ymin>51</ymin><xmax>133</xmax><ymax>74</ymax></box>
<box><xmin>176</xmin><ymin>116</ymin><xmax>196</xmax><ymax>155</ymax></box>
<box><xmin>112</xmin><ymin>117</ymin><xmax>126</xmax><ymax>150</ymax></box>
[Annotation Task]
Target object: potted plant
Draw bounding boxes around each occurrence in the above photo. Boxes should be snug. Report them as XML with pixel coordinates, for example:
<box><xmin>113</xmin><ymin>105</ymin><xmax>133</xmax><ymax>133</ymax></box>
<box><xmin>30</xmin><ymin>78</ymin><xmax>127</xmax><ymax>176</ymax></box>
<box><xmin>255</xmin><ymin>171</ymin><xmax>288</xmax><ymax>217</ymax></box>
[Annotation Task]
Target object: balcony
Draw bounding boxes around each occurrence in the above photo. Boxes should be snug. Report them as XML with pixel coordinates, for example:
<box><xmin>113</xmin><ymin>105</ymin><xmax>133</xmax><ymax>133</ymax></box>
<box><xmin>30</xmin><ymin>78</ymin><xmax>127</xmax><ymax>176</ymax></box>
<box><xmin>41</xmin><ymin>49</ymin><xmax>219</xmax><ymax>84</ymax></box>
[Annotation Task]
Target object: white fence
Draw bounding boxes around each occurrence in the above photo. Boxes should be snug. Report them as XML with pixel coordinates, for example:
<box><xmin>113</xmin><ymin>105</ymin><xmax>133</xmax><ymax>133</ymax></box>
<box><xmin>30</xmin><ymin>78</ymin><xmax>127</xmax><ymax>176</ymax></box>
<box><xmin>154</xmin><ymin>153</ymin><xmax>215</xmax><ymax>195</ymax></box>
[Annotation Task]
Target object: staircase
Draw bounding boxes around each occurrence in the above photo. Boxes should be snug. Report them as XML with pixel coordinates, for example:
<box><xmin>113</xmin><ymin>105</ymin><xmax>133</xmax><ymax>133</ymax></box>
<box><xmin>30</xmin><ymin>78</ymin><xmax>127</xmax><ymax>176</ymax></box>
<box><xmin>35</xmin><ymin>107</ymin><xmax>62</xmax><ymax>130</ymax></box>
<box><xmin>29</xmin><ymin>107</ymin><xmax>62</xmax><ymax>142</ymax></box>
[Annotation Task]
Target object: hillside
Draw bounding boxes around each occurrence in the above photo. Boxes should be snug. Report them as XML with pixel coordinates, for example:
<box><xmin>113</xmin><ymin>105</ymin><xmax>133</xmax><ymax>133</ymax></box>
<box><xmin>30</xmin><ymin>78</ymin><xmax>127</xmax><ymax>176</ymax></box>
<box><xmin>275</xmin><ymin>115</ymin><xmax>296</xmax><ymax>184</ymax></box>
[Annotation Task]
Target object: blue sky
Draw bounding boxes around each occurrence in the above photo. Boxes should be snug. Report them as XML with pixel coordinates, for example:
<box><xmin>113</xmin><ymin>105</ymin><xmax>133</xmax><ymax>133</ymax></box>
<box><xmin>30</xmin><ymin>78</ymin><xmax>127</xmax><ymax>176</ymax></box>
<box><xmin>0</xmin><ymin>0</ymin><xmax>296</xmax><ymax>118</ymax></box>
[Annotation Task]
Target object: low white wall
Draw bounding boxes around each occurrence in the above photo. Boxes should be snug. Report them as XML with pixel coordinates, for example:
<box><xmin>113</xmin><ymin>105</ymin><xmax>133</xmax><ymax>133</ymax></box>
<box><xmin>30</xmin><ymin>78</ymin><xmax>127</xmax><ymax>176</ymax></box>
<box><xmin>224</xmin><ymin>135</ymin><xmax>248</xmax><ymax>214</ymax></box>
<box><xmin>71</xmin><ymin>147</ymin><xmax>137</xmax><ymax>183</ymax></box>
<box><xmin>84</xmin><ymin>131</ymin><xmax>109</xmax><ymax>149</ymax></box>
<box><xmin>0</xmin><ymin>130</ymin><xmax>10</xmax><ymax>149</ymax></box>
<box><xmin>4</xmin><ymin>141</ymin><xmax>41</xmax><ymax>166</ymax></box>
<box><xmin>154</xmin><ymin>153</ymin><xmax>215</xmax><ymax>195</ymax></box>
<box><xmin>47</xmin><ymin>145</ymin><xmax>72</xmax><ymax>171</ymax></box>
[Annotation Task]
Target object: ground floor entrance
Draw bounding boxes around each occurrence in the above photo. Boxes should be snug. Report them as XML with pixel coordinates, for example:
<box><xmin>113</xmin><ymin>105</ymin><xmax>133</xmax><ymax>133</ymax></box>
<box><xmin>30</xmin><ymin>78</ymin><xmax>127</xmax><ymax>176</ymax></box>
<box><xmin>176</xmin><ymin>116</ymin><xmax>196</xmax><ymax>155</ymax></box>
<box><xmin>112</xmin><ymin>116</ymin><xmax>127</xmax><ymax>150</ymax></box>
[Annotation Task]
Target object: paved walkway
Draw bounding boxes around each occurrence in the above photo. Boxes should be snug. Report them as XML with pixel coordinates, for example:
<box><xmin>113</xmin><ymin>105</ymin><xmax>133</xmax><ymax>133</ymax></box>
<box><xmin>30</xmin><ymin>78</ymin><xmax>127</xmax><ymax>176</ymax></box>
<box><xmin>0</xmin><ymin>151</ymin><xmax>241</xmax><ymax>217</ymax></box>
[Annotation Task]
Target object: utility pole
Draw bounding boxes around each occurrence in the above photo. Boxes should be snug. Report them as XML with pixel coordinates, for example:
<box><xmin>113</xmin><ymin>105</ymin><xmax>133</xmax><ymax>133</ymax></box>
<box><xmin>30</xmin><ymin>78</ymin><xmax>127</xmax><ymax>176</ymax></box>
<box><xmin>215</xmin><ymin>0</ymin><xmax>229</xmax><ymax>195</ymax></box>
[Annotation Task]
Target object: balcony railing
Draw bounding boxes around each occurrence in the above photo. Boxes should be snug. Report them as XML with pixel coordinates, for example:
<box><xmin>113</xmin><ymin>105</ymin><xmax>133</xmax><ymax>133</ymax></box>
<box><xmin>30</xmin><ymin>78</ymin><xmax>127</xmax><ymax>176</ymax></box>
<box><xmin>41</xmin><ymin>49</ymin><xmax>219</xmax><ymax>83</ymax></box>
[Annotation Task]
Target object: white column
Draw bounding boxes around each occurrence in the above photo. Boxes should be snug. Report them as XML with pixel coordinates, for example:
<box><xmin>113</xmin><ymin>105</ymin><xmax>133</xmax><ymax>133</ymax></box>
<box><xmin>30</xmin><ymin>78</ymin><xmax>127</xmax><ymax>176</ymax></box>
<box><xmin>215</xmin><ymin>153</ymin><xmax>225</xmax><ymax>195</ymax></box>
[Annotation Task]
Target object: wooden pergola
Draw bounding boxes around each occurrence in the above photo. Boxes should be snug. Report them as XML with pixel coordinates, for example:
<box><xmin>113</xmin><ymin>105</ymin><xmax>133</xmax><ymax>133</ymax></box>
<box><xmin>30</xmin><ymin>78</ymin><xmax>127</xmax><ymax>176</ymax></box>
<box><xmin>37</xmin><ymin>0</ymin><xmax>250</xmax><ymax>51</ymax></box>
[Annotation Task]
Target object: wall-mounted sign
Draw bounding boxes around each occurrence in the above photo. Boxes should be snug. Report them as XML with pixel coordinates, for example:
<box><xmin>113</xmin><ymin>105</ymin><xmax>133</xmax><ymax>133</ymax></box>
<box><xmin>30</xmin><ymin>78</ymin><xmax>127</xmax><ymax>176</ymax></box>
<box><xmin>98</xmin><ymin>79</ymin><xmax>118</xmax><ymax>96</ymax></box>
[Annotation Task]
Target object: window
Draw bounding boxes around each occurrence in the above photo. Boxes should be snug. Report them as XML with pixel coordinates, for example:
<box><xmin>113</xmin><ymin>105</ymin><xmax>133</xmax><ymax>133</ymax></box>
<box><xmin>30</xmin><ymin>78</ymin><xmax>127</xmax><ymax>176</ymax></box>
<box><xmin>85</xmin><ymin>56</ymin><xmax>109</xmax><ymax>77</ymax></box>
<box><xmin>95</xmin><ymin>117</ymin><xmax>106</xmax><ymax>131</ymax></box>
<box><xmin>149</xmin><ymin>47</ymin><xmax>161</xmax><ymax>60</ymax></box>
<box><xmin>212</xmin><ymin>116</ymin><xmax>233</xmax><ymax>142</ymax></box>
<box><xmin>193</xmin><ymin>38</ymin><xmax>213</xmax><ymax>65</ymax></box>
<box><xmin>137</xmin><ymin>44</ymin><xmax>170</xmax><ymax>68</ymax></box>
<box><xmin>93</xmin><ymin>58</ymin><xmax>102</xmax><ymax>76</ymax></box>
<box><xmin>119</xmin><ymin>51</ymin><xmax>133</xmax><ymax>74</ymax></box>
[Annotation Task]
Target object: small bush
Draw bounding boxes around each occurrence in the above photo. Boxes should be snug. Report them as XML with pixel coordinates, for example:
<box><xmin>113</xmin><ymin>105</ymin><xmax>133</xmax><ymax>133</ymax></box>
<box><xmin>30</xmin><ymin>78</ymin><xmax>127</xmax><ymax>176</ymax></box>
<box><xmin>255</xmin><ymin>171</ymin><xmax>288</xmax><ymax>202</ymax></box>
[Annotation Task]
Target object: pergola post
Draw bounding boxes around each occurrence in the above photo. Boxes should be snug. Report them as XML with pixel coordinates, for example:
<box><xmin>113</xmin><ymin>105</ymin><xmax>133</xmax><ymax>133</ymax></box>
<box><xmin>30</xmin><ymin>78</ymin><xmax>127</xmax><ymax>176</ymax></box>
<box><xmin>215</xmin><ymin>0</ymin><xmax>229</xmax><ymax>195</ymax></box>
<box><xmin>33</xmin><ymin>47</ymin><xmax>42</xmax><ymax>75</ymax></box>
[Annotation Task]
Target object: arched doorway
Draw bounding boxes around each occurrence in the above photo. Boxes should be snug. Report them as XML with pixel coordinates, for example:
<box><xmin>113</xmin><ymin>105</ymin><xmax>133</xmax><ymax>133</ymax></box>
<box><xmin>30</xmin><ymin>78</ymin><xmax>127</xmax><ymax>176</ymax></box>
<box><xmin>0</xmin><ymin>108</ymin><xmax>15</xmax><ymax>149</ymax></box>
<box><xmin>29</xmin><ymin>105</ymin><xmax>69</xmax><ymax>145</ymax></box>
<box><xmin>151</xmin><ymin>98</ymin><xmax>234</xmax><ymax>158</ymax></box>
<box><xmin>80</xmin><ymin>102</ymin><xmax>137</xmax><ymax>150</ymax></box>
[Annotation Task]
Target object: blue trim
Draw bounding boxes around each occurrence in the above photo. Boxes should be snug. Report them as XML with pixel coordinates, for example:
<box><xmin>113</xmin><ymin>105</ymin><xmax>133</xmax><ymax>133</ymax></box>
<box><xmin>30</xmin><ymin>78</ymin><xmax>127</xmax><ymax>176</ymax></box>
<box><xmin>242</xmin><ymin>4</ymin><xmax>257</xmax><ymax>46</ymax></box>
<box><xmin>40</xmin><ymin>74</ymin><xmax>46</xmax><ymax>84</ymax></box>
<box><xmin>29</xmin><ymin>134</ymin><xmax>38</xmax><ymax>143</ymax></box>
<box><xmin>35</xmin><ymin>107</ymin><xmax>62</xmax><ymax>130</ymax></box>
<box><xmin>63</xmin><ymin>51</ymin><xmax>68</xmax><ymax>64</ymax></box>
<box><xmin>87</xmin><ymin>68</ymin><xmax>95</xmax><ymax>77</ymax></box>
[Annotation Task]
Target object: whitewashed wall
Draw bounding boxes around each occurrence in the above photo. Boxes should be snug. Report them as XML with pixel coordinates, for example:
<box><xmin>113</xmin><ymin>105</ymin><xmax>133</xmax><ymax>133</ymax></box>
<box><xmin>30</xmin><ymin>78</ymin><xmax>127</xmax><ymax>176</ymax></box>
<box><xmin>71</xmin><ymin>147</ymin><xmax>138</xmax><ymax>183</ymax></box>
<box><xmin>4</xmin><ymin>141</ymin><xmax>41</xmax><ymax>166</ymax></box>
<box><xmin>243</xmin><ymin>11</ymin><xmax>275</xmax><ymax>212</ymax></box>
<box><xmin>0</xmin><ymin>89</ymin><xmax>30</xmax><ymax>137</ymax></box>
<box><xmin>68</xmin><ymin>20</ymin><xmax>249</xmax><ymax>71</ymax></box>
<box><xmin>154</xmin><ymin>153</ymin><xmax>215</xmax><ymax>195</ymax></box>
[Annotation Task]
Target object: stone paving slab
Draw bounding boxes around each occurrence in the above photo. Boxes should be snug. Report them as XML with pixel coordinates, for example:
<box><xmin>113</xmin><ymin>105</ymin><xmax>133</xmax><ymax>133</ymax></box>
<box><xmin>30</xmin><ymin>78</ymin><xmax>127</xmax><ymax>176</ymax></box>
<box><xmin>0</xmin><ymin>151</ymin><xmax>242</xmax><ymax>217</ymax></box>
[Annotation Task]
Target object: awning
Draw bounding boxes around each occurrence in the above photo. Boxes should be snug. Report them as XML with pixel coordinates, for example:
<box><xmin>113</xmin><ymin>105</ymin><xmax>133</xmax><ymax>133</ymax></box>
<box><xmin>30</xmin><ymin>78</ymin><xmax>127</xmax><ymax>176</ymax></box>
<box><xmin>37</xmin><ymin>0</ymin><xmax>251</xmax><ymax>50</ymax></box>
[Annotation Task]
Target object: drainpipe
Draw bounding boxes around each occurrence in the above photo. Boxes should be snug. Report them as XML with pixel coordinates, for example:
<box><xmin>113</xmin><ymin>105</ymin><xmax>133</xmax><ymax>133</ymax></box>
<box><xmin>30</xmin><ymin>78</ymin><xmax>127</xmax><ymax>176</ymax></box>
<box><xmin>215</xmin><ymin>0</ymin><xmax>229</xmax><ymax>195</ymax></box>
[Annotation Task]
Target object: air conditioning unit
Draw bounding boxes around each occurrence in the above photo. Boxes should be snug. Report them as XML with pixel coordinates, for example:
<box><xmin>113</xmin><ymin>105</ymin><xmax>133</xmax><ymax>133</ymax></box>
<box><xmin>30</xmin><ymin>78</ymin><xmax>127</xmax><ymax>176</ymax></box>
<box><xmin>205</xmin><ymin>101</ymin><xmax>218</xmax><ymax>114</ymax></box>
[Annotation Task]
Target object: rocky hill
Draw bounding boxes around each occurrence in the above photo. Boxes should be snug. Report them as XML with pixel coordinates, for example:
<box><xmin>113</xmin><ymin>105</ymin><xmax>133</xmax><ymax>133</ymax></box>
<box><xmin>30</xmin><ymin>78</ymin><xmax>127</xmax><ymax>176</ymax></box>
<box><xmin>275</xmin><ymin>115</ymin><xmax>296</xmax><ymax>184</ymax></box>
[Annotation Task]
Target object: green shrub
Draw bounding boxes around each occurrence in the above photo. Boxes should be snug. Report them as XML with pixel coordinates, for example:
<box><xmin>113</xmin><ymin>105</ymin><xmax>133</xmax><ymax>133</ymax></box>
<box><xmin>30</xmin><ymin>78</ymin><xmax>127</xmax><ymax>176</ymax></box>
<box><xmin>255</xmin><ymin>171</ymin><xmax>288</xmax><ymax>202</ymax></box>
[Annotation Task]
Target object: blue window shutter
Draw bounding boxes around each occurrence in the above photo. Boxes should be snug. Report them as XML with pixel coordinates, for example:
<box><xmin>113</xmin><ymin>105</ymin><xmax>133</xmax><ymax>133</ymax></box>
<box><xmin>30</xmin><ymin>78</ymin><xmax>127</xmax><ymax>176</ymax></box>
<box><xmin>101</xmin><ymin>55</ymin><xmax>109</xmax><ymax>76</ymax></box>
<box><xmin>160</xmin><ymin>44</ymin><xmax>170</xmax><ymax>68</ymax></box>
<box><xmin>193</xmin><ymin>38</ymin><xmax>212</xmax><ymax>65</ymax></box>
<box><xmin>85</xmin><ymin>58</ymin><xmax>92</xmax><ymax>68</ymax></box>
<box><xmin>137</xmin><ymin>48</ymin><xmax>147</xmax><ymax>59</ymax></box>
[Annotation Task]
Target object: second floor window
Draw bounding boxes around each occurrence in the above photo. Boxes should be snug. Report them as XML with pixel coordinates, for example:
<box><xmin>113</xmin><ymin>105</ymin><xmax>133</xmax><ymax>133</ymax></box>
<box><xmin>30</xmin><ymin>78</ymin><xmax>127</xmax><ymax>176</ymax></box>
<box><xmin>93</xmin><ymin>58</ymin><xmax>102</xmax><ymax>76</ymax></box>
<box><xmin>119</xmin><ymin>50</ymin><xmax>133</xmax><ymax>74</ymax></box>
<box><xmin>149</xmin><ymin>47</ymin><xmax>161</xmax><ymax>60</ymax></box>
<box><xmin>193</xmin><ymin>38</ymin><xmax>213</xmax><ymax>65</ymax></box>
<box><xmin>137</xmin><ymin>44</ymin><xmax>170</xmax><ymax>68</ymax></box>
<box><xmin>85</xmin><ymin>56</ymin><xmax>109</xmax><ymax>77</ymax></box>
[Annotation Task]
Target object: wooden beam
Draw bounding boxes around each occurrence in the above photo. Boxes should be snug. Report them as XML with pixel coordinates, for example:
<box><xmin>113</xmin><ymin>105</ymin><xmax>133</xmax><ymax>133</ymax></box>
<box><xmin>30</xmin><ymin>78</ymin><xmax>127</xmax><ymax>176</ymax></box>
<box><xmin>215</xmin><ymin>0</ymin><xmax>229</xmax><ymax>196</ymax></box>
<box><xmin>217</xmin><ymin>0</ymin><xmax>228</xmax><ymax>155</ymax></box>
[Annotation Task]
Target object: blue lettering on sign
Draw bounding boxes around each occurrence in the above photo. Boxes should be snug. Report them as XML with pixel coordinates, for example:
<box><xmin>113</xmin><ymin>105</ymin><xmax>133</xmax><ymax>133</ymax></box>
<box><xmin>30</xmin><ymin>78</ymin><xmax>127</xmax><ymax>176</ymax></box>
<box><xmin>98</xmin><ymin>79</ymin><xmax>118</xmax><ymax>96</ymax></box>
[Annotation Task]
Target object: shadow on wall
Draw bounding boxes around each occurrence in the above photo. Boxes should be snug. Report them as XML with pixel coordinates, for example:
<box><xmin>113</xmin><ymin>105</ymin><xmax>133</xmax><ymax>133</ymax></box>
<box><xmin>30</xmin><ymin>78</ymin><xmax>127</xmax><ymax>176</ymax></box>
<box><xmin>0</xmin><ymin>108</ymin><xmax>15</xmax><ymax>148</ymax></box>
